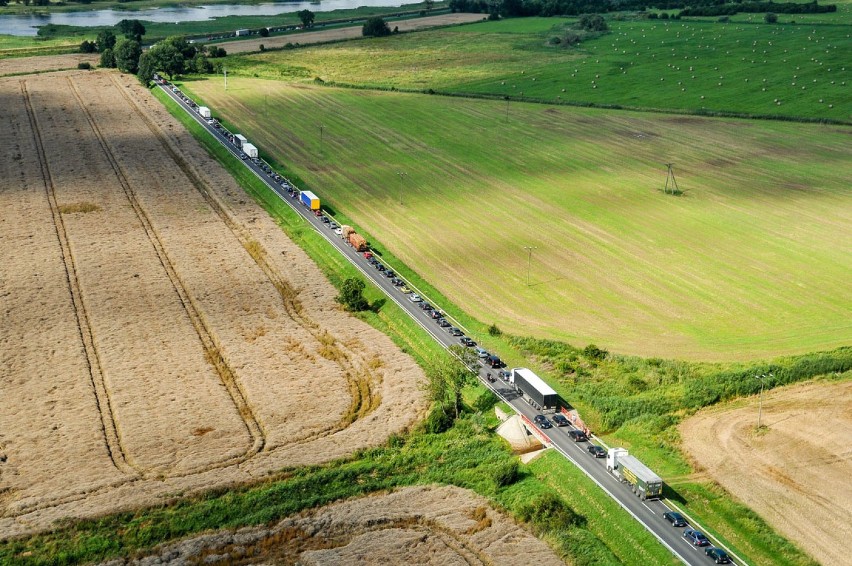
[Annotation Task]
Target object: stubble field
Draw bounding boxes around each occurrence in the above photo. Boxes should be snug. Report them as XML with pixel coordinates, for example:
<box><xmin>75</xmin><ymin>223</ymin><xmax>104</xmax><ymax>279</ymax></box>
<box><xmin>182</xmin><ymin>78</ymin><xmax>852</xmax><ymax>361</ymax></box>
<box><xmin>681</xmin><ymin>378</ymin><xmax>852</xmax><ymax>566</ymax></box>
<box><xmin>0</xmin><ymin>69</ymin><xmax>425</xmax><ymax>537</ymax></box>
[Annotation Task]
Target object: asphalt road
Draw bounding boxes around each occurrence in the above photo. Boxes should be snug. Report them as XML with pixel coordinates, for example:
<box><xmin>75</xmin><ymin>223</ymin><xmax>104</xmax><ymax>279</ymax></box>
<box><xmin>158</xmin><ymin>81</ymin><xmax>745</xmax><ymax>566</ymax></box>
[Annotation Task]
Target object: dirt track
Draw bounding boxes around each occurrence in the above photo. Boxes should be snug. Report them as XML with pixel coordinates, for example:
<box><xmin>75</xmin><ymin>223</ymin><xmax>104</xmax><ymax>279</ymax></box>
<box><xmin>0</xmin><ymin>69</ymin><xmax>426</xmax><ymax>536</ymax></box>
<box><xmin>99</xmin><ymin>485</ymin><xmax>566</xmax><ymax>565</ymax></box>
<box><xmin>681</xmin><ymin>379</ymin><xmax>852</xmax><ymax>566</ymax></box>
<box><xmin>218</xmin><ymin>13</ymin><xmax>487</xmax><ymax>54</ymax></box>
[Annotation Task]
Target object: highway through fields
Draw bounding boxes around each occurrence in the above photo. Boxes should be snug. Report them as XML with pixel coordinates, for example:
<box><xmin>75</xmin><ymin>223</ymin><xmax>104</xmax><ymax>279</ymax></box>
<box><xmin>158</xmin><ymin>82</ymin><xmax>746</xmax><ymax>566</ymax></box>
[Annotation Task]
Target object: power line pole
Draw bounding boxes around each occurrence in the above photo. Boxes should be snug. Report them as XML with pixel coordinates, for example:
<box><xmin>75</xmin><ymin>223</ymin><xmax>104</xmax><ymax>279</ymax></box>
<box><xmin>396</xmin><ymin>171</ymin><xmax>407</xmax><ymax>205</ymax></box>
<box><xmin>319</xmin><ymin>124</ymin><xmax>324</xmax><ymax>155</ymax></box>
<box><xmin>755</xmin><ymin>372</ymin><xmax>772</xmax><ymax>429</ymax></box>
<box><xmin>523</xmin><ymin>246</ymin><xmax>537</xmax><ymax>286</ymax></box>
<box><xmin>223</xmin><ymin>67</ymin><xmax>227</xmax><ymax>91</ymax></box>
<box><xmin>664</xmin><ymin>163</ymin><xmax>680</xmax><ymax>195</ymax></box>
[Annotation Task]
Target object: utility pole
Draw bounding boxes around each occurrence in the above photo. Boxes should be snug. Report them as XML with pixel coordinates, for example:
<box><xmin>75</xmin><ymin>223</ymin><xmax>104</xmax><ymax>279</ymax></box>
<box><xmin>396</xmin><ymin>171</ymin><xmax>407</xmax><ymax>204</ymax></box>
<box><xmin>505</xmin><ymin>96</ymin><xmax>510</xmax><ymax>123</ymax></box>
<box><xmin>523</xmin><ymin>246</ymin><xmax>537</xmax><ymax>286</ymax></box>
<box><xmin>755</xmin><ymin>372</ymin><xmax>772</xmax><ymax>429</ymax></box>
<box><xmin>223</xmin><ymin>67</ymin><xmax>227</xmax><ymax>91</ymax></box>
<box><xmin>664</xmin><ymin>163</ymin><xmax>680</xmax><ymax>195</ymax></box>
<box><xmin>319</xmin><ymin>124</ymin><xmax>324</xmax><ymax>155</ymax></box>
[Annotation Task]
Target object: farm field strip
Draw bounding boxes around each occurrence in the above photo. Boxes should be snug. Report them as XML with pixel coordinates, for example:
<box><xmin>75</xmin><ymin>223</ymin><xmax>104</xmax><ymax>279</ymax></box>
<box><xmin>0</xmin><ymin>70</ymin><xmax>426</xmax><ymax>537</ymax></box>
<box><xmin>0</xmin><ymin>78</ymin><xmax>129</xmax><ymax>516</ymax></box>
<box><xmin>186</xmin><ymin>79</ymin><xmax>852</xmax><ymax>360</ymax></box>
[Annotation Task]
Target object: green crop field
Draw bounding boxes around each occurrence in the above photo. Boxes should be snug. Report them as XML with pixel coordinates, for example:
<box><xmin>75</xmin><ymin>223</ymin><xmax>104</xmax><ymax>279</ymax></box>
<box><xmin>182</xmin><ymin>77</ymin><xmax>851</xmax><ymax>361</ymax></box>
<box><xmin>226</xmin><ymin>16</ymin><xmax>851</xmax><ymax>121</ymax></box>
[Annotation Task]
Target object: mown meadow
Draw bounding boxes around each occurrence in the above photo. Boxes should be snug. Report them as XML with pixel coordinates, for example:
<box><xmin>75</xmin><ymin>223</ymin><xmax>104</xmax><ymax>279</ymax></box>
<box><xmin>225</xmin><ymin>15</ymin><xmax>851</xmax><ymax>121</ymax></box>
<box><xmin>183</xmin><ymin>78</ymin><xmax>851</xmax><ymax>361</ymax></box>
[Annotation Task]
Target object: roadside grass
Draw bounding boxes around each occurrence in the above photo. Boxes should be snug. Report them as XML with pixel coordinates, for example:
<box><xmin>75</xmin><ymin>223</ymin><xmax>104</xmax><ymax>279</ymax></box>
<box><xmin>224</xmin><ymin>15</ymin><xmax>851</xmax><ymax>121</ymax></box>
<box><xmin>181</xmin><ymin>78</ymin><xmax>852</xmax><ymax>362</ymax></box>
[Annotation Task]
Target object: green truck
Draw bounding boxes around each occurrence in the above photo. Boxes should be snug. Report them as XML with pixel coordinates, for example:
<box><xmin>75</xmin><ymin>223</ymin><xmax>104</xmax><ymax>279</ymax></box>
<box><xmin>606</xmin><ymin>448</ymin><xmax>663</xmax><ymax>500</ymax></box>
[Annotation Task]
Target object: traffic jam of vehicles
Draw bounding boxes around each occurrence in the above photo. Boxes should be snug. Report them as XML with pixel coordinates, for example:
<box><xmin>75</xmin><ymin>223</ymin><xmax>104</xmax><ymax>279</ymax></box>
<box><xmin>155</xmin><ymin>75</ymin><xmax>738</xmax><ymax>565</ymax></box>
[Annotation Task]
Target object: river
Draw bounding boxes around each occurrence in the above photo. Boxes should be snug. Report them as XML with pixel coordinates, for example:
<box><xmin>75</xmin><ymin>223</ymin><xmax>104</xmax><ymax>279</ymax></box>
<box><xmin>0</xmin><ymin>0</ymin><xmax>407</xmax><ymax>36</ymax></box>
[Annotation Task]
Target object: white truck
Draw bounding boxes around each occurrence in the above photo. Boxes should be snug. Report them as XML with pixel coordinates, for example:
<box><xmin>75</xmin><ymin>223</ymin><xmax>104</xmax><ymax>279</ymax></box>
<box><xmin>243</xmin><ymin>143</ymin><xmax>258</xmax><ymax>158</ymax></box>
<box><xmin>606</xmin><ymin>448</ymin><xmax>663</xmax><ymax>500</ymax></box>
<box><xmin>233</xmin><ymin>134</ymin><xmax>248</xmax><ymax>149</ymax></box>
<box><xmin>198</xmin><ymin>106</ymin><xmax>211</xmax><ymax>118</ymax></box>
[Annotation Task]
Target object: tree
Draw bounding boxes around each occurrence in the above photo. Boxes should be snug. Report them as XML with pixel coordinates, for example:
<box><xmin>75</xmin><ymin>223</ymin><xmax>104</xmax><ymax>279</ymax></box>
<box><xmin>297</xmin><ymin>9</ymin><xmax>315</xmax><ymax>28</ymax></box>
<box><xmin>578</xmin><ymin>14</ymin><xmax>608</xmax><ymax>32</ymax></box>
<box><xmin>362</xmin><ymin>16</ymin><xmax>391</xmax><ymax>37</ymax></box>
<box><xmin>425</xmin><ymin>0</ymin><xmax>434</xmax><ymax>11</ymax></box>
<box><xmin>99</xmin><ymin>47</ymin><xmax>115</xmax><ymax>68</ymax></box>
<box><xmin>116</xmin><ymin>19</ymin><xmax>146</xmax><ymax>41</ymax></box>
<box><xmin>141</xmin><ymin>41</ymin><xmax>185</xmax><ymax>80</ymax></box>
<box><xmin>423</xmin><ymin>346</ymin><xmax>477</xmax><ymax>421</ymax></box>
<box><xmin>96</xmin><ymin>29</ymin><xmax>116</xmax><ymax>53</ymax></box>
<box><xmin>79</xmin><ymin>39</ymin><xmax>97</xmax><ymax>53</ymax></box>
<box><xmin>259</xmin><ymin>27</ymin><xmax>270</xmax><ymax>37</ymax></box>
<box><xmin>114</xmin><ymin>38</ymin><xmax>142</xmax><ymax>74</ymax></box>
<box><xmin>764</xmin><ymin>12</ymin><xmax>778</xmax><ymax>23</ymax></box>
<box><xmin>336</xmin><ymin>277</ymin><xmax>369</xmax><ymax>312</ymax></box>
<box><xmin>163</xmin><ymin>35</ymin><xmax>197</xmax><ymax>60</ymax></box>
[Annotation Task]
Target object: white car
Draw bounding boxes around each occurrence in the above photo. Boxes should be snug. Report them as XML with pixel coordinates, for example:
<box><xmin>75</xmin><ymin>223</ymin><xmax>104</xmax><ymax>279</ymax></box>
<box><xmin>334</xmin><ymin>228</ymin><xmax>342</xmax><ymax>236</ymax></box>
<box><xmin>409</xmin><ymin>294</ymin><xmax>422</xmax><ymax>303</ymax></box>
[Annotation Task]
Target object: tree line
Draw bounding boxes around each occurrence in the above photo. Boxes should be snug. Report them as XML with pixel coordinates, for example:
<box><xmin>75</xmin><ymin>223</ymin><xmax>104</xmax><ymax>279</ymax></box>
<box><xmin>449</xmin><ymin>0</ymin><xmax>835</xmax><ymax>17</ymax></box>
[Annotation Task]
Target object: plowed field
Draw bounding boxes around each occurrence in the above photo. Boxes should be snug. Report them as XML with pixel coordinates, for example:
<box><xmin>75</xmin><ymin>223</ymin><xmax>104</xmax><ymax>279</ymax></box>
<box><xmin>681</xmin><ymin>379</ymin><xmax>852</xmax><ymax>566</ymax></box>
<box><xmin>0</xmin><ymin>69</ymin><xmax>425</xmax><ymax>537</ymax></box>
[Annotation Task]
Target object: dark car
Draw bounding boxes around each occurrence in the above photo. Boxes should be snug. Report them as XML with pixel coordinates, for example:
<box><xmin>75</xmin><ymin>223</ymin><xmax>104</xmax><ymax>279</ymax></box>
<box><xmin>535</xmin><ymin>418</ymin><xmax>553</xmax><ymax>430</ymax></box>
<box><xmin>498</xmin><ymin>370</ymin><xmax>511</xmax><ymax>380</ymax></box>
<box><xmin>459</xmin><ymin>337</ymin><xmax>476</xmax><ymax>347</ymax></box>
<box><xmin>429</xmin><ymin>310</ymin><xmax>443</xmax><ymax>319</ymax></box>
<box><xmin>683</xmin><ymin>529</ymin><xmax>710</xmax><ymax>547</ymax></box>
<box><xmin>320</xmin><ymin>216</ymin><xmax>330</xmax><ymax>224</ymax></box>
<box><xmin>705</xmin><ymin>548</ymin><xmax>731</xmax><ymax>564</ymax></box>
<box><xmin>449</xmin><ymin>327</ymin><xmax>464</xmax><ymax>337</ymax></box>
<box><xmin>419</xmin><ymin>302</ymin><xmax>432</xmax><ymax>310</ymax></box>
<box><xmin>376</xmin><ymin>264</ymin><xmax>386</xmax><ymax>272</ymax></box>
<box><xmin>568</xmin><ymin>430</ymin><xmax>588</xmax><ymax>442</ymax></box>
<box><xmin>533</xmin><ymin>415</ymin><xmax>548</xmax><ymax>425</ymax></box>
<box><xmin>385</xmin><ymin>270</ymin><xmax>396</xmax><ymax>278</ymax></box>
<box><xmin>485</xmin><ymin>355</ymin><xmax>503</xmax><ymax>368</ymax></box>
<box><xmin>663</xmin><ymin>511</ymin><xmax>687</xmax><ymax>528</ymax></box>
<box><xmin>392</xmin><ymin>278</ymin><xmax>404</xmax><ymax>287</ymax></box>
<box><xmin>436</xmin><ymin>319</ymin><xmax>451</xmax><ymax>328</ymax></box>
<box><xmin>367</xmin><ymin>257</ymin><xmax>379</xmax><ymax>265</ymax></box>
<box><xmin>551</xmin><ymin>414</ymin><xmax>569</xmax><ymax>427</ymax></box>
<box><xmin>587</xmin><ymin>444</ymin><xmax>606</xmax><ymax>458</ymax></box>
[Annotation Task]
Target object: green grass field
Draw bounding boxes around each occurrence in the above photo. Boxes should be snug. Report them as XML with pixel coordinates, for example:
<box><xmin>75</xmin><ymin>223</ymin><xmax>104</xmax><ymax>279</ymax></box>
<box><xmin>181</xmin><ymin>78</ymin><xmax>851</xmax><ymax>360</ymax></box>
<box><xmin>225</xmin><ymin>16</ymin><xmax>851</xmax><ymax>121</ymax></box>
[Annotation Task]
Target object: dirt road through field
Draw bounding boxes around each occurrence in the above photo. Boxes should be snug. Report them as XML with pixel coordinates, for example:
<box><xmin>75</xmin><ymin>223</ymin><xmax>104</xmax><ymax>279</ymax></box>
<box><xmin>218</xmin><ymin>13</ymin><xmax>486</xmax><ymax>54</ymax></box>
<box><xmin>681</xmin><ymin>379</ymin><xmax>852</xmax><ymax>566</ymax></box>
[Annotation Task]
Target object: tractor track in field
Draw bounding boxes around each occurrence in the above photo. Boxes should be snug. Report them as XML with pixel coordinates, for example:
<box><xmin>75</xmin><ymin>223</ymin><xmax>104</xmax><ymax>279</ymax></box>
<box><xmin>112</xmin><ymin>75</ymin><xmax>379</xmax><ymax>445</ymax></box>
<box><xmin>66</xmin><ymin>76</ymin><xmax>267</xmax><ymax>474</ymax></box>
<box><xmin>19</xmin><ymin>79</ymin><xmax>138</xmax><ymax>480</ymax></box>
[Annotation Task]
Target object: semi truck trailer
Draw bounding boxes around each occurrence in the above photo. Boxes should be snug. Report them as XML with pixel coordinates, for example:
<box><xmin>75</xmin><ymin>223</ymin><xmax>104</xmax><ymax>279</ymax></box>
<box><xmin>510</xmin><ymin>368</ymin><xmax>559</xmax><ymax>412</ymax></box>
<box><xmin>300</xmin><ymin>190</ymin><xmax>320</xmax><ymax>211</ymax></box>
<box><xmin>233</xmin><ymin>134</ymin><xmax>248</xmax><ymax>148</ymax></box>
<box><xmin>243</xmin><ymin>143</ymin><xmax>258</xmax><ymax>158</ymax></box>
<box><xmin>198</xmin><ymin>106</ymin><xmax>211</xmax><ymax>118</ymax></box>
<box><xmin>606</xmin><ymin>448</ymin><xmax>663</xmax><ymax>500</ymax></box>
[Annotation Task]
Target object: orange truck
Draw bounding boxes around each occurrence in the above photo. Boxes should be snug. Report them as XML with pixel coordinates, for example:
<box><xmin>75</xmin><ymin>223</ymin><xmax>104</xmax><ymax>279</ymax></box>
<box><xmin>348</xmin><ymin>233</ymin><xmax>367</xmax><ymax>252</ymax></box>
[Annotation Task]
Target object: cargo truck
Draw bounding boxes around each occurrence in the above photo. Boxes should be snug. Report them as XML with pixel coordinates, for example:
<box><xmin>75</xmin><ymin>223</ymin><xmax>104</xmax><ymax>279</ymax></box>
<box><xmin>300</xmin><ymin>190</ymin><xmax>320</xmax><ymax>211</ymax></box>
<box><xmin>349</xmin><ymin>233</ymin><xmax>367</xmax><ymax>252</ymax></box>
<box><xmin>606</xmin><ymin>448</ymin><xmax>663</xmax><ymax>500</ymax></box>
<box><xmin>243</xmin><ymin>143</ymin><xmax>258</xmax><ymax>158</ymax></box>
<box><xmin>198</xmin><ymin>106</ymin><xmax>211</xmax><ymax>118</ymax></box>
<box><xmin>341</xmin><ymin>225</ymin><xmax>355</xmax><ymax>240</ymax></box>
<box><xmin>510</xmin><ymin>368</ymin><xmax>559</xmax><ymax>412</ymax></box>
<box><xmin>233</xmin><ymin>134</ymin><xmax>248</xmax><ymax>148</ymax></box>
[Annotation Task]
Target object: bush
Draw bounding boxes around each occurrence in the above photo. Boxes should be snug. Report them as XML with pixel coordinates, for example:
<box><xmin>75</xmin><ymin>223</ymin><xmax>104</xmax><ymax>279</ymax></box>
<box><xmin>259</xmin><ymin>44</ymin><xmax>265</xmax><ymax>52</ymax></box>
<box><xmin>764</xmin><ymin>12</ymin><xmax>778</xmax><ymax>23</ymax></box>
<box><xmin>362</xmin><ymin>16</ymin><xmax>391</xmax><ymax>37</ymax></box>
<box><xmin>583</xmin><ymin>344</ymin><xmax>608</xmax><ymax>361</ymax></box>
<box><xmin>259</xmin><ymin>27</ymin><xmax>270</xmax><ymax>37</ymax></box>
<box><xmin>518</xmin><ymin>492</ymin><xmax>586</xmax><ymax>532</ymax></box>
<box><xmin>492</xmin><ymin>460</ymin><xmax>519</xmax><ymax>488</ymax></box>
<box><xmin>488</xmin><ymin>323</ymin><xmax>502</xmax><ymax>337</ymax></box>
<box><xmin>77</xmin><ymin>62</ymin><xmax>92</xmax><ymax>70</ymax></box>
<box><xmin>79</xmin><ymin>40</ymin><xmax>96</xmax><ymax>53</ymax></box>
<box><xmin>577</xmin><ymin>14</ymin><xmax>608</xmax><ymax>32</ymax></box>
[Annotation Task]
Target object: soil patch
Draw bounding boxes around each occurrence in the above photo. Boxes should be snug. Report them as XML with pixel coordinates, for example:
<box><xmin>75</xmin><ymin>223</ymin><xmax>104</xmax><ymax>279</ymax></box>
<box><xmin>680</xmin><ymin>379</ymin><xmax>852</xmax><ymax>566</ymax></box>
<box><xmin>0</xmin><ymin>53</ymin><xmax>98</xmax><ymax>77</ymax></box>
<box><xmin>98</xmin><ymin>485</ymin><xmax>565</xmax><ymax>565</ymax></box>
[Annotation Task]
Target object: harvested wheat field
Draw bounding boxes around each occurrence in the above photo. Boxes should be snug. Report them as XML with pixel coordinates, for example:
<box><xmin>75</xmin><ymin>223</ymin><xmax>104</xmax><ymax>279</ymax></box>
<box><xmin>98</xmin><ymin>485</ymin><xmax>565</xmax><ymax>565</ymax></box>
<box><xmin>681</xmin><ymin>379</ymin><xmax>852</xmax><ymax>566</ymax></box>
<box><xmin>0</xmin><ymin>54</ymin><xmax>99</xmax><ymax>77</ymax></box>
<box><xmin>0</xmin><ymin>69</ymin><xmax>425</xmax><ymax>537</ymax></box>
